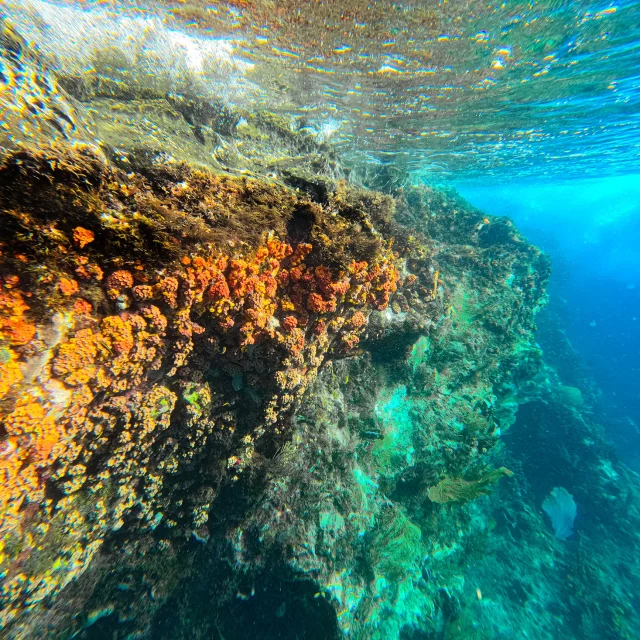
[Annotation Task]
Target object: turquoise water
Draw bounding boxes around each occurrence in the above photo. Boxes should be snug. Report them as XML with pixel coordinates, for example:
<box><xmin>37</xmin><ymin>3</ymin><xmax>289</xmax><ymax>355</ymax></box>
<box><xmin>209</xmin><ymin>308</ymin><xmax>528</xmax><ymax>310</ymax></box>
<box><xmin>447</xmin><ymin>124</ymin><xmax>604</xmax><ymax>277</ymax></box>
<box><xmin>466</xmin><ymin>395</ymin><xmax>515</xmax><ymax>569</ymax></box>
<box><xmin>1</xmin><ymin>0</ymin><xmax>640</xmax><ymax>638</ymax></box>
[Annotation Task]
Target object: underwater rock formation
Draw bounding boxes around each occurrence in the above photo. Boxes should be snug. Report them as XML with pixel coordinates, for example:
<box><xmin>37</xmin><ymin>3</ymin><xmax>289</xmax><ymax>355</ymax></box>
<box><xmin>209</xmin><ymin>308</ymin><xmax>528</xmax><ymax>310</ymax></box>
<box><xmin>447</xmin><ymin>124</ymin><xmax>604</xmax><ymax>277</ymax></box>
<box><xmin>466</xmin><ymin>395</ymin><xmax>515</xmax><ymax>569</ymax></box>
<box><xmin>0</xmin><ymin>23</ymin><xmax>554</xmax><ymax>635</ymax></box>
<box><xmin>0</xmin><ymin>140</ymin><xmax>403</xmax><ymax>632</ymax></box>
<box><xmin>0</xmin><ymin>128</ymin><xmax>552</xmax><ymax>638</ymax></box>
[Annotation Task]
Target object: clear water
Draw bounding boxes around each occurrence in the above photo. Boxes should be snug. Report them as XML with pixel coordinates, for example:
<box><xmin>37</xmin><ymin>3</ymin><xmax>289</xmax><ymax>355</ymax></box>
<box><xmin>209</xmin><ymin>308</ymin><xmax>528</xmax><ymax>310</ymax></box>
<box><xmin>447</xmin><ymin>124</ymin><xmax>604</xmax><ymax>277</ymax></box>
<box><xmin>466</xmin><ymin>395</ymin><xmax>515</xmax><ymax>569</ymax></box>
<box><xmin>460</xmin><ymin>175</ymin><xmax>640</xmax><ymax>469</ymax></box>
<box><xmin>2</xmin><ymin>0</ymin><xmax>640</xmax><ymax>638</ymax></box>
<box><xmin>6</xmin><ymin>0</ymin><xmax>640</xmax><ymax>179</ymax></box>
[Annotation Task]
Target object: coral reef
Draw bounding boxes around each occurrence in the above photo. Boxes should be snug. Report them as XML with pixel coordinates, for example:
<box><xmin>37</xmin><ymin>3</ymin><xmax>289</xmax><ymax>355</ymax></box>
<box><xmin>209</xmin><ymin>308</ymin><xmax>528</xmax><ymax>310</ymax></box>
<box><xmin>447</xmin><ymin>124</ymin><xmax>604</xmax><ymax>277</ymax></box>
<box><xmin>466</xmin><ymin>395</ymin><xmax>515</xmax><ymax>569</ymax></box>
<box><xmin>0</xmin><ymin>126</ymin><xmax>558</xmax><ymax>638</ymax></box>
<box><xmin>0</xmin><ymin>139</ymin><xmax>402</xmax><ymax>634</ymax></box>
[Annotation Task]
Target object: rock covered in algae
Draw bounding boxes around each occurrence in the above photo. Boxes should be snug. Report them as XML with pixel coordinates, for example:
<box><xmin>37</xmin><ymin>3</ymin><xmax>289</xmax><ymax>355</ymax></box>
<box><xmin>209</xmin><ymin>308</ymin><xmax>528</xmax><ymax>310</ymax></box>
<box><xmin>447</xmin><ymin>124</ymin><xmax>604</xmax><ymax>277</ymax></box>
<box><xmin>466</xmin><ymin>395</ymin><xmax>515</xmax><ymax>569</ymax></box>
<box><xmin>0</xmin><ymin>137</ymin><xmax>408</xmax><ymax>632</ymax></box>
<box><xmin>0</xmin><ymin>111</ymin><xmax>556</xmax><ymax>637</ymax></box>
<box><xmin>0</xmin><ymin>76</ymin><xmax>559</xmax><ymax>636</ymax></box>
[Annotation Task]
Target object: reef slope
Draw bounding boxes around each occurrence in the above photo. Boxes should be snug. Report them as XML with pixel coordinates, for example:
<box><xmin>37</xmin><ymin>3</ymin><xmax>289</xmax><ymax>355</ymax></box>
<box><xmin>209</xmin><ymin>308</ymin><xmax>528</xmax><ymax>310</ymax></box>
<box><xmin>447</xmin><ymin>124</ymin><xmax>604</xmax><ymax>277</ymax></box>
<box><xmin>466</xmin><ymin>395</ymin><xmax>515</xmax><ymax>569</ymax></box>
<box><xmin>0</xmin><ymin>132</ymin><xmax>550</xmax><ymax>638</ymax></box>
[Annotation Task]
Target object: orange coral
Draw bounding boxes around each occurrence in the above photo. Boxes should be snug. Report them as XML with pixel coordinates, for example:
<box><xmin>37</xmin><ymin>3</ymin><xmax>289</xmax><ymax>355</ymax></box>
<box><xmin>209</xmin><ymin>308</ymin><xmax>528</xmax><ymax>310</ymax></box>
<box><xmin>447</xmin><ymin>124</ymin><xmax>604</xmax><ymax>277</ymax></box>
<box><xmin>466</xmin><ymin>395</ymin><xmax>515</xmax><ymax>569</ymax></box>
<box><xmin>157</xmin><ymin>276</ymin><xmax>179</xmax><ymax>308</ymax></box>
<box><xmin>88</xmin><ymin>263</ymin><xmax>104</xmax><ymax>281</ymax></box>
<box><xmin>59</xmin><ymin>277</ymin><xmax>79</xmax><ymax>296</ymax></box>
<box><xmin>132</xmin><ymin>284</ymin><xmax>155</xmax><ymax>301</ymax></box>
<box><xmin>282</xmin><ymin>315</ymin><xmax>298</xmax><ymax>332</ymax></box>
<box><xmin>367</xmin><ymin>262</ymin><xmax>400</xmax><ymax>310</ymax></box>
<box><xmin>267</xmin><ymin>237</ymin><xmax>292</xmax><ymax>261</ymax></box>
<box><xmin>105</xmin><ymin>270</ymin><xmax>134</xmax><ymax>299</ymax></box>
<box><xmin>4</xmin><ymin>400</ymin><xmax>59</xmax><ymax>467</ymax></box>
<box><xmin>328</xmin><ymin>280</ymin><xmax>350</xmax><ymax>297</ymax></box>
<box><xmin>227</xmin><ymin>259</ymin><xmax>250</xmax><ymax>297</ymax></box>
<box><xmin>3</xmin><ymin>275</ymin><xmax>19</xmax><ymax>289</ymax></box>
<box><xmin>239</xmin><ymin>321</ymin><xmax>255</xmax><ymax>347</ymax></box>
<box><xmin>307</xmin><ymin>293</ymin><xmax>336</xmax><ymax>314</ymax></box>
<box><xmin>0</xmin><ymin>348</ymin><xmax>23</xmax><ymax>399</ymax></box>
<box><xmin>0</xmin><ymin>288</ymin><xmax>36</xmax><ymax>346</ymax></box>
<box><xmin>0</xmin><ymin>395</ymin><xmax>67</xmax><ymax>538</ymax></box>
<box><xmin>52</xmin><ymin>328</ymin><xmax>100</xmax><ymax>385</ymax></box>
<box><xmin>76</xmin><ymin>260</ymin><xmax>104</xmax><ymax>281</ymax></box>
<box><xmin>207</xmin><ymin>277</ymin><xmax>230</xmax><ymax>300</ymax></box>
<box><xmin>139</xmin><ymin>305</ymin><xmax>167</xmax><ymax>333</ymax></box>
<box><xmin>307</xmin><ymin>293</ymin><xmax>326</xmax><ymax>313</ymax></box>
<box><xmin>342</xmin><ymin>334</ymin><xmax>360</xmax><ymax>349</ymax></box>
<box><xmin>72</xmin><ymin>226</ymin><xmax>95</xmax><ymax>249</ymax></box>
<box><xmin>289</xmin><ymin>243</ymin><xmax>312</xmax><ymax>267</ymax></box>
<box><xmin>350</xmin><ymin>311</ymin><xmax>367</xmax><ymax>328</ymax></box>
<box><xmin>106</xmin><ymin>270</ymin><xmax>134</xmax><ymax>290</ymax></box>
<box><xmin>313</xmin><ymin>320</ymin><xmax>327</xmax><ymax>336</ymax></box>
<box><xmin>260</xmin><ymin>273</ymin><xmax>278</xmax><ymax>298</ymax></box>
<box><xmin>101</xmin><ymin>315</ymin><xmax>136</xmax><ymax>356</ymax></box>
<box><xmin>1</xmin><ymin>222</ymin><xmax>401</xmax><ymax>543</ymax></box>
<box><xmin>348</xmin><ymin>260</ymin><xmax>369</xmax><ymax>283</ymax></box>
<box><xmin>0</xmin><ymin>449</ymin><xmax>39</xmax><ymax>536</ymax></box>
<box><xmin>73</xmin><ymin>298</ymin><xmax>93</xmax><ymax>315</ymax></box>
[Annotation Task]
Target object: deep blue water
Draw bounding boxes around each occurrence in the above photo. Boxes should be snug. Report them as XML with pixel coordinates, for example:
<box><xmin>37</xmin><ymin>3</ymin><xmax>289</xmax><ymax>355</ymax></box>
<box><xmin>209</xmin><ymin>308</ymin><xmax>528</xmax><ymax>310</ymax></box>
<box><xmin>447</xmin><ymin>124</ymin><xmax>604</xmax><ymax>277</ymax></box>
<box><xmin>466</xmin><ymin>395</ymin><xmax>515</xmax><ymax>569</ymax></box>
<box><xmin>459</xmin><ymin>176</ymin><xmax>640</xmax><ymax>469</ymax></box>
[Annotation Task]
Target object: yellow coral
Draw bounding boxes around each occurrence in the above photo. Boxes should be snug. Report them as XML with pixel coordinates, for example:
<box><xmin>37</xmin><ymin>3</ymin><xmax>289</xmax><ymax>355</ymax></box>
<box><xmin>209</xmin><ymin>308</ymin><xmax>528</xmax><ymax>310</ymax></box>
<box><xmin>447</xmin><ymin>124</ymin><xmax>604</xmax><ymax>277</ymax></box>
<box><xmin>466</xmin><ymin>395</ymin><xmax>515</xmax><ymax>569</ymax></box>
<box><xmin>101</xmin><ymin>315</ymin><xmax>136</xmax><ymax>356</ymax></box>
<box><xmin>52</xmin><ymin>328</ymin><xmax>99</xmax><ymax>381</ymax></box>
<box><xmin>4</xmin><ymin>400</ymin><xmax>59</xmax><ymax>467</ymax></box>
<box><xmin>0</xmin><ymin>348</ymin><xmax>23</xmax><ymax>399</ymax></box>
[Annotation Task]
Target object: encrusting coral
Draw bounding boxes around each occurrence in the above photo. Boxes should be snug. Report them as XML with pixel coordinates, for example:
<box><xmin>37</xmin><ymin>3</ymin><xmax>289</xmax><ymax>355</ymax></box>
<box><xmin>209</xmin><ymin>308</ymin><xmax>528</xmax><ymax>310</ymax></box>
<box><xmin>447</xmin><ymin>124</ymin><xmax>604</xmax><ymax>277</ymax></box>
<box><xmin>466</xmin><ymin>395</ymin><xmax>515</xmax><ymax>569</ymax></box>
<box><xmin>0</xmin><ymin>142</ymin><xmax>404</xmax><ymax>631</ymax></box>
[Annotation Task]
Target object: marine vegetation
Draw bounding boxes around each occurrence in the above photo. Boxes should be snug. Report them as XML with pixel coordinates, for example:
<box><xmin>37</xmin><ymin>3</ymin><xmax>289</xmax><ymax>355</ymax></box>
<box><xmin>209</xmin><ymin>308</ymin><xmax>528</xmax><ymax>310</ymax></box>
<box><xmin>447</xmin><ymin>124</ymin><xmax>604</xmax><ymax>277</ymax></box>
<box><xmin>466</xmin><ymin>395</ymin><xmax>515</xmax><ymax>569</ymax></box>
<box><xmin>427</xmin><ymin>468</ymin><xmax>513</xmax><ymax>505</ymax></box>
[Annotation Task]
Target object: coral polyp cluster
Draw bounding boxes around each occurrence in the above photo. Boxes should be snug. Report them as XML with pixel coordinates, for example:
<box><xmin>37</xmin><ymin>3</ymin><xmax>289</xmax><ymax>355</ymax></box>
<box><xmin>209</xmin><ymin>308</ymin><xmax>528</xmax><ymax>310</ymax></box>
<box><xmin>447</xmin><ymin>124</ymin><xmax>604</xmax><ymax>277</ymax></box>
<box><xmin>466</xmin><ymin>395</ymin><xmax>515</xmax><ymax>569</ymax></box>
<box><xmin>0</xmin><ymin>143</ymin><xmax>405</xmax><ymax>630</ymax></box>
<box><xmin>0</xmin><ymin>286</ymin><xmax>36</xmax><ymax>347</ymax></box>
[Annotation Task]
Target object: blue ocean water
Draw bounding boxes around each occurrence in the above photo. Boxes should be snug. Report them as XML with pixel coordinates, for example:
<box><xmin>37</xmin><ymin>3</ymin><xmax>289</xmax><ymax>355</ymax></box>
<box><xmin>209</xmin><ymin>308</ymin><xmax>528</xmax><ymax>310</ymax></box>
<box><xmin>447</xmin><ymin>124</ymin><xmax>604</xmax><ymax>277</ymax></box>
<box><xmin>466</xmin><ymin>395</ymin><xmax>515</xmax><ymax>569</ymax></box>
<box><xmin>460</xmin><ymin>176</ymin><xmax>640</xmax><ymax>469</ymax></box>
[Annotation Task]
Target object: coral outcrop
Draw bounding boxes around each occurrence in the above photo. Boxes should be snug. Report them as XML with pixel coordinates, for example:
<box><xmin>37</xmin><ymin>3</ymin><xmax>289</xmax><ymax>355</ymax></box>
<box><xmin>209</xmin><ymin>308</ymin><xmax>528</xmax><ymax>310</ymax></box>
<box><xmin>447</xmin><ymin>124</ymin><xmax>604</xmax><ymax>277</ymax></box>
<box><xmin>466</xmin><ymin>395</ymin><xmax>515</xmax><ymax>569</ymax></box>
<box><xmin>0</xmin><ymin>128</ymin><xmax>554</xmax><ymax>638</ymax></box>
<box><xmin>0</xmin><ymin>139</ymin><xmax>404</xmax><ymax>633</ymax></box>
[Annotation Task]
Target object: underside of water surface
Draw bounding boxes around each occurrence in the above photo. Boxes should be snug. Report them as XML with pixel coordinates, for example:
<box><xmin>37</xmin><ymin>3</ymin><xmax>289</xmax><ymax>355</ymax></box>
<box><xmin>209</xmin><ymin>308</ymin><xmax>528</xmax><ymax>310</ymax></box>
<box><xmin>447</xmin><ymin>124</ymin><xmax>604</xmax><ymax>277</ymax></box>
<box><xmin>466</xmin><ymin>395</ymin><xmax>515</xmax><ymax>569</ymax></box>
<box><xmin>0</xmin><ymin>2</ymin><xmax>639</xmax><ymax>639</ymax></box>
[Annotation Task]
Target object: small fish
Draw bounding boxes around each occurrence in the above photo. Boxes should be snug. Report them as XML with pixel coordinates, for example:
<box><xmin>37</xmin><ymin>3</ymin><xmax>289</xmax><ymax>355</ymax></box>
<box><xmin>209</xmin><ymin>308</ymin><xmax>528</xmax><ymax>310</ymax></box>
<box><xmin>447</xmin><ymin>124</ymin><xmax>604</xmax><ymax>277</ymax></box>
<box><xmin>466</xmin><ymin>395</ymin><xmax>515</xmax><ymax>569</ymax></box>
<box><xmin>359</xmin><ymin>429</ymin><xmax>384</xmax><ymax>441</ymax></box>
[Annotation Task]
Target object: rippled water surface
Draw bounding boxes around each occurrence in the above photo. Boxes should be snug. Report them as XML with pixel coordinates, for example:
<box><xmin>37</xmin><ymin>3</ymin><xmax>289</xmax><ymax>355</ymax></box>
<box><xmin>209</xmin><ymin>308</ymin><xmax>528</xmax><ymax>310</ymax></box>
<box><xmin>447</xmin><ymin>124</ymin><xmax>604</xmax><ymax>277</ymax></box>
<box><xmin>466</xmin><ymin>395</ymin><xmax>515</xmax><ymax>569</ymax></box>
<box><xmin>5</xmin><ymin>0</ymin><xmax>640</xmax><ymax>180</ymax></box>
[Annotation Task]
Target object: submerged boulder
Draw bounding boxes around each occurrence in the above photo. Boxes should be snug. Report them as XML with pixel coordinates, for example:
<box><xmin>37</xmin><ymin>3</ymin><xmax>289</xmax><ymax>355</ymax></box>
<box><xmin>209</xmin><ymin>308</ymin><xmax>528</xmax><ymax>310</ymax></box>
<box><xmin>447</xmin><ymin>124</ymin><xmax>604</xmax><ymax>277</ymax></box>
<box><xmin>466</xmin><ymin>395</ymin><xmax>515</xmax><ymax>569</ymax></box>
<box><xmin>0</xmin><ymin>139</ymin><xmax>550</xmax><ymax>639</ymax></box>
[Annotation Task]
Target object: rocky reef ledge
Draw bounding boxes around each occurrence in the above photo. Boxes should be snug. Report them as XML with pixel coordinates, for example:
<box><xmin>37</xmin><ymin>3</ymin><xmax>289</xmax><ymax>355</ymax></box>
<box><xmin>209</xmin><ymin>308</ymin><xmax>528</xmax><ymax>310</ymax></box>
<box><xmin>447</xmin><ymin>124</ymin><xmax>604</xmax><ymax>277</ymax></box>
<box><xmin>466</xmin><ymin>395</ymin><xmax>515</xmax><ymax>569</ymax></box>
<box><xmin>0</xmin><ymin>138</ymin><xmax>550</xmax><ymax>638</ymax></box>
